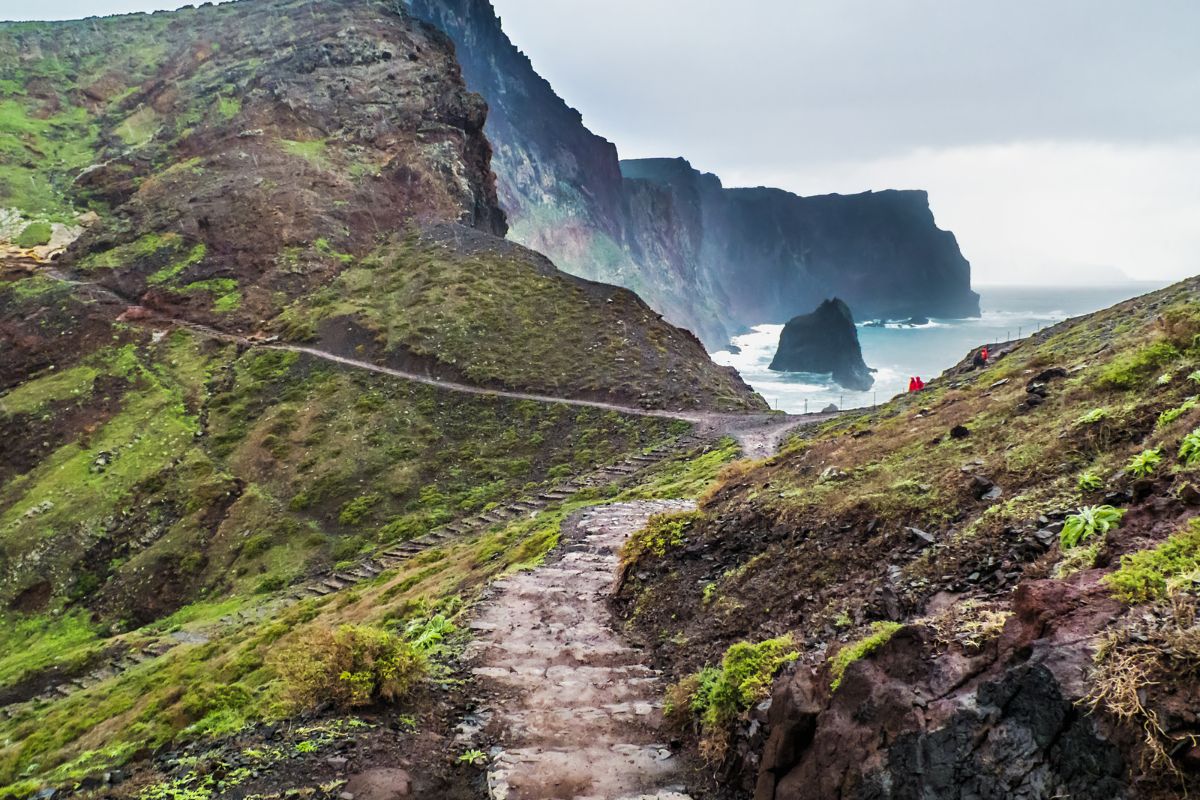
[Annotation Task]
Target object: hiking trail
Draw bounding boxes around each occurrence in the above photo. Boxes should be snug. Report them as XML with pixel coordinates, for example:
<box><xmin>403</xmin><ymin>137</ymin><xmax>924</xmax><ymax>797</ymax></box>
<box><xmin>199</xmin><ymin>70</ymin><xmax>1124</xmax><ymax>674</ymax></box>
<box><xmin>463</xmin><ymin>500</ymin><xmax>697</xmax><ymax>800</ymax></box>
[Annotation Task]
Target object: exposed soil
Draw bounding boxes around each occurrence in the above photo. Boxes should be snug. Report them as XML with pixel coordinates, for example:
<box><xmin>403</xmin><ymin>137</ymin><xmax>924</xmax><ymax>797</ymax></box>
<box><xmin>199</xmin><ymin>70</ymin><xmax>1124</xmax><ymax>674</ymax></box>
<box><xmin>464</xmin><ymin>500</ymin><xmax>699</xmax><ymax>800</ymax></box>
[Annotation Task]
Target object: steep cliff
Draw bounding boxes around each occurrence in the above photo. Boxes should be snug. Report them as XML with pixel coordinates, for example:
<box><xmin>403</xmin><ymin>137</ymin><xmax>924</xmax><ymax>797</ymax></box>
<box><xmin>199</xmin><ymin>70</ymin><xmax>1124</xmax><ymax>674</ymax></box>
<box><xmin>404</xmin><ymin>0</ymin><xmax>980</xmax><ymax>348</ymax></box>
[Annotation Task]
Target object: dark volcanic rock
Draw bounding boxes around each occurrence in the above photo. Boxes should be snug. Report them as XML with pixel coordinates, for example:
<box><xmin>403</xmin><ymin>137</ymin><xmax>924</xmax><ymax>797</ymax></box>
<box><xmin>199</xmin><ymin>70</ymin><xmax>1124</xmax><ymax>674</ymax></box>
<box><xmin>769</xmin><ymin>299</ymin><xmax>874</xmax><ymax>391</ymax></box>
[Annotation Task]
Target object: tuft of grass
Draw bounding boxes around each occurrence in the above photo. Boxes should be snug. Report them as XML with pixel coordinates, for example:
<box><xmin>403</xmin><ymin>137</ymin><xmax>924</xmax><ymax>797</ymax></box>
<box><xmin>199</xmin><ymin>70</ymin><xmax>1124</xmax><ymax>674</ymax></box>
<box><xmin>1126</xmin><ymin>448</ymin><xmax>1163</xmax><ymax>478</ymax></box>
<box><xmin>829</xmin><ymin>622</ymin><xmax>903</xmax><ymax>691</ymax></box>
<box><xmin>15</xmin><ymin>221</ymin><xmax>53</xmax><ymax>248</ymax></box>
<box><xmin>1060</xmin><ymin>505</ymin><xmax>1125</xmax><ymax>550</ymax></box>
<box><xmin>1106</xmin><ymin>518</ymin><xmax>1200</xmax><ymax>604</ymax></box>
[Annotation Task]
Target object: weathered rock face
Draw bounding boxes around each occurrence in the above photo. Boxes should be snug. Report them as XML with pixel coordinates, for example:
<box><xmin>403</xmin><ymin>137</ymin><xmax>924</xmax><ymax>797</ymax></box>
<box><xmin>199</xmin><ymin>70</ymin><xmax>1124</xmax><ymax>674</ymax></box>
<box><xmin>403</xmin><ymin>0</ymin><xmax>980</xmax><ymax>347</ymax></box>
<box><xmin>769</xmin><ymin>299</ymin><xmax>874</xmax><ymax>391</ymax></box>
<box><xmin>759</xmin><ymin>577</ymin><xmax>1132</xmax><ymax>800</ymax></box>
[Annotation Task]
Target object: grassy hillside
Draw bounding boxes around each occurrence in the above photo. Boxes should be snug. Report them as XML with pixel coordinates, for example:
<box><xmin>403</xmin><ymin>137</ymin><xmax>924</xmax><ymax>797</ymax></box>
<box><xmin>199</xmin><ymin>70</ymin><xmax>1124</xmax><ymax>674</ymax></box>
<box><xmin>0</xmin><ymin>0</ymin><xmax>762</xmax><ymax>411</ymax></box>
<box><xmin>0</xmin><ymin>265</ymin><xmax>696</xmax><ymax>795</ymax></box>
<box><xmin>617</xmin><ymin>276</ymin><xmax>1200</xmax><ymax>797</ymax></box>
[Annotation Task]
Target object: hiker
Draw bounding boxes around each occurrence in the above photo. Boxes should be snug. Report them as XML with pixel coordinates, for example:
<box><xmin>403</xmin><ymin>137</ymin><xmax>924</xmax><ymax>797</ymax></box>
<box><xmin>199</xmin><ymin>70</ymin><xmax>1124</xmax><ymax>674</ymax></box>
<box><xmin>908</xmin><ymin>377</ymin><xmax>917</xmax><ymax>392</ymax></box>
<box><xmin>914</xmin><ymin>376</ymin><xmax>926</xmax><ymax>391</ymax></box>
<box><xmin>972</xmin><ymin>345</ymin><xmax>989</xmax><ymax>368</ymax></box>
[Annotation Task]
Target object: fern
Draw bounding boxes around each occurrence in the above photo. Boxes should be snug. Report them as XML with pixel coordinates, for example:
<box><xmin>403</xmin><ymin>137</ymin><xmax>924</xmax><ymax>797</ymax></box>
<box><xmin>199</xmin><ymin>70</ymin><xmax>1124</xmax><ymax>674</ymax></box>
<box><xmin>1180</xmin><ymin>428</ymin><xmax>1200</xmax><ymax>466</ymax></box>
<box><xmin>1077</xmin><ymin>471</ymin><xmax>1104</xmax><ymax>492</ymax></box>
<box><xmin>1060</xmin><ymin>505</ymin><xmax>1125</xmax><ymax>550</ymax></box>
<box><xmin>1157</xmin><ymin>396</ymin><xmax>1198</xmax><ymax>428</ymax></box>
<box><xmin>1076</xmin><ymin>408</ymin><xmax>1109</xmax><ymax>425</ymax></box>
<box><xmin>1126</xmin><ymin>448</ymin><xmax>1163</xmax><ymax>478</ymax></box>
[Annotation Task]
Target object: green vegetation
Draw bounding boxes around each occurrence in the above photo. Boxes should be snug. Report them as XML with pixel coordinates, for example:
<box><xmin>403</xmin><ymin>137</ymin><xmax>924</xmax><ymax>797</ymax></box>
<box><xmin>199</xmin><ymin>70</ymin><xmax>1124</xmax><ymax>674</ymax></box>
<box><xmin>1157</xmin><ymin>396</ymin><xmax>1198</xmax><ymax>428</ymax></box>
<box><xmin>1076</xmin><ymin>407</ymin><xmax>1109</xmax><ymax>425</ymax></box>
<box><xmin>1095</xmin><ymin>342</ymin><xmax>1180</xmax><ymax>391</ymax></box>
<box><xmin>829</xmin><ymin>622</ymin><xmax>902</xmax><ymax>691</ymax></box>
<box><xmin>1179</xmin><ymin>428</ymin><xmax>1200</xmax><ymax>465</ymax></box>
<box><xmin>279</xmin><ymin>137</ymin><xmax>328</xmax><ymax>166</ymax></box>
<box><xmin>666</xmin><ymin>635</ymin><xmax>798</xmax><ymax>759</ymax></box>
<box><xmin>274</xmin><ymin>234</ymin><xmax>763</xmax><ymax>411</ymax></box>
<box><xmin>1077</xmin><ymin>470</ymin><xmax>1104</xmax><ymax>492</ymax></box>
<box><xmin>1106</xmin><ymin>518</ymin><xmax>1200</xmax><ymax>604</ymax></box>
<box><xmin>1060</xmin><ymin>505</ymin><xmax>1125</xmax><ymax>550</ymax></box>
<box><xmin>15</xmin><ymin>221</ymin><xmax>52</xmax><ymax>248</ymax></box>
<box><xmin>457</xmin><ymin>749</ymin><xmax>487</xmax><ymax>766</ymax></box>
<box><xmin>621</xmin><ymin>510</ymin><xmax>702</xmax><ymax>567</ymax></box>
<box><xmin>271</xmin><ymin>624</ymin><xmax>425</xmax><ymax>710</ymax></box>
<box><xmin>1125</xmin><ymin>448</ymin><xmax>1163</xmax><ymax>478</ymax></box>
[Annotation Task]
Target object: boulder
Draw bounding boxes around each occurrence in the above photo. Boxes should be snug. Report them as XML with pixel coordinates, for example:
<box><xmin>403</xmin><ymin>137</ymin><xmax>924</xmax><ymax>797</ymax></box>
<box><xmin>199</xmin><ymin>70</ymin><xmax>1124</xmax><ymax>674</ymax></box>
<box><xmin>769</xmin><ymin>299</ymin><xmax>875</xmax><ymax>391</ymax></box>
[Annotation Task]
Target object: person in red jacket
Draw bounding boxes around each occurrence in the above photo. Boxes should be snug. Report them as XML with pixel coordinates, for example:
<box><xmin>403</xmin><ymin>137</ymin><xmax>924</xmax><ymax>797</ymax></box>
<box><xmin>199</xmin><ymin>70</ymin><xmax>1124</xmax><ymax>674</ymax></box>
<box><xmin>908</xmin><ymin>377</ymin><xmax>917</xmax><ymax>392</ymax></box>
<box><xmin>914</xmin><ymin>376</ymin><xmax>926</xmax><ymax>391</ymax></box>
<box><xmin>981</xmin><ymin>345</ymin><xmax>990</xmax><ymax>362</ymax></box>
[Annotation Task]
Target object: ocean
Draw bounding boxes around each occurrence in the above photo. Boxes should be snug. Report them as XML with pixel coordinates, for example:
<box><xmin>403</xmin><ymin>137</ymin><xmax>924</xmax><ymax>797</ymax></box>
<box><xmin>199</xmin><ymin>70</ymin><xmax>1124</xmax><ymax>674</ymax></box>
<box><xmin>711</xmin><ymin>283</ymin><xmax>1171</xmax><ymax>413</ymax></box>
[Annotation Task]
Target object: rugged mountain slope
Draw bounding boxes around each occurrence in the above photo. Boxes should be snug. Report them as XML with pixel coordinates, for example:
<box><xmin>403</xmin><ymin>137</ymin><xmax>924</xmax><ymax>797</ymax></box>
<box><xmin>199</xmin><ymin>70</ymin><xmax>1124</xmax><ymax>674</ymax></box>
<box><xmin>0</xmin><ymin>1</ymin><xmax>767</xmax><ymax>795</ymax></box>
<box><xmin>404</xmin><ymin>0</ymin><xmax>979</xmax><ymax>347</ymax></box>
<box><xmin>0</xmin><ymin>0</ymin><xmax>762</xmax><ymax>412</ymax></box>
<box><xmin>616</xmin><ymin>277</ymin><xmax>1200</xmax><ymax>798</ymax></box>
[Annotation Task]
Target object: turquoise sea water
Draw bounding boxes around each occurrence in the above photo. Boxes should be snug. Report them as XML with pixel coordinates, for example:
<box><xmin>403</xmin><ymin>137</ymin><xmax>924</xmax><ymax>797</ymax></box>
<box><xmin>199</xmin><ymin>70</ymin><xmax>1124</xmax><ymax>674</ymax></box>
<box><xmin>711</xmin><ymin>283</ymin><xmax>1171</xmax><ymax>413</ymax></box>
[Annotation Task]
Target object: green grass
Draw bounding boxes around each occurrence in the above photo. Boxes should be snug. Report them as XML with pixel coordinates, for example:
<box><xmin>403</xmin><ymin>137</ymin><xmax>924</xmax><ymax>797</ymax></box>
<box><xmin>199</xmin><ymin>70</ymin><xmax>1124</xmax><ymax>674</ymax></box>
<box><xmin>0</xmin><ymin>612</ymin><xmax>101</xmax><ymax>688</ymax></box>
<box><xmin>15</xmin><ymin>221</ymin><xmax>52</xmax><ymax>248</ymax></box>
<box><xmin>274</xmin><ymin>235</ymin><xmax>762</xmax><ymax>411</ymax></box>
<box><xmin>0</xmin><ymin>362</ymin><xmax>100</xmax><ymax>415</ymax></box>
<box><xmin>1106</xmin><ymin>518</ymin><xmax>1200</xmax><ymax>604</ymax></box>
<box><xmin>279</xmin><ymin>138</ymin><xmax>328</xmax><ymax>166</ymax></box>
<box><xmin>621</xmin><ymin>510</ymin><xmax>702</xmax><ymax>567</ymax></box>
<box><xmin>829</xmin><ymin>622</ymin><xmax>903</xmax><ymax>691</ymax></box>
<box><xmin>1095</xmin><ymin>341</ymin><xmax>1181</xmax><ymax>391</ymax></box>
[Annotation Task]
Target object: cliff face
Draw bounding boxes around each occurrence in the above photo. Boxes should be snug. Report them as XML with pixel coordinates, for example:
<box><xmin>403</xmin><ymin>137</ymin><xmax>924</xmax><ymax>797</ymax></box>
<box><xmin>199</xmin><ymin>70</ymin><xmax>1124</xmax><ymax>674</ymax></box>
<box><xmin>404</xmin><ymin>0</ymin><xmax>980</xmax><ymax>348</ymax></box>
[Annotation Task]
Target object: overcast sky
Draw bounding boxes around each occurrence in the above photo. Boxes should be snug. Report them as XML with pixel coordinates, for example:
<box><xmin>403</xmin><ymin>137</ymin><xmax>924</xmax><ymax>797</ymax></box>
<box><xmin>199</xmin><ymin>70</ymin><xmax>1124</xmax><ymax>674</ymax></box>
<box><xmin>6</xmin><ymin>1</ymin><xmax>1199</xmax><ymax>285</ymax></box>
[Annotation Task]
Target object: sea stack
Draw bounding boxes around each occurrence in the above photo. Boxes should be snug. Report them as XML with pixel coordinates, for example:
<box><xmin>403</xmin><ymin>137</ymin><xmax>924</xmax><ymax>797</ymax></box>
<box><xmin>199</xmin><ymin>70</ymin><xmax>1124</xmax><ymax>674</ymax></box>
<box><xmin>769</xmin><ymin>298</ymin><xmax>875</xmax><ymax>391</ymax></box>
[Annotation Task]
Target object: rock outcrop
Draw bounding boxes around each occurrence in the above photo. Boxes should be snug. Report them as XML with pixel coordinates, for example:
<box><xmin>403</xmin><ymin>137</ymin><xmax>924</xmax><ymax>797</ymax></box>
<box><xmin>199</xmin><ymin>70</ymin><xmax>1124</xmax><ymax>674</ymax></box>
<box><xmin>404</xmin><ymin>0</ymin><xmax>980</xmax><ymax>347</ymax></box>
<box><xmin>769</xmin><ymin>299</ymin><xmax>874</xmax><ymax>391</ymax></box>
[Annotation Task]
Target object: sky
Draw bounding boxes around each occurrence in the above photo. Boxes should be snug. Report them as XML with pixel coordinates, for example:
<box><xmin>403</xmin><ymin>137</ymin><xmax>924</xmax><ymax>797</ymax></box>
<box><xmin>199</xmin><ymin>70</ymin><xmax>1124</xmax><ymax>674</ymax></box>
<box><xmin>5</xmin><ymin>1</ymin><xmax>1199</xmax><ymax>285</ymax></box>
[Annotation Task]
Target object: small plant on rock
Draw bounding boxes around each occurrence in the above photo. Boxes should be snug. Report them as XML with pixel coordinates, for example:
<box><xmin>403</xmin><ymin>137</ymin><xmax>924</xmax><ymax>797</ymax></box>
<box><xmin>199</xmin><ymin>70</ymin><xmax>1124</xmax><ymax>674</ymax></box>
<box><xmin>1126</xmin><ymin>448</ymin><xmax>1163</xmax><ymax>478</ymax></box>
<box><xmin>829</xmin><ymin>622</ymin><xmax>903</xmax><ymax>691</ymax></box>
<box><xmin>1179</xmin><ymin>428</ymin><xmax>1200</xmax><ymax>466</ymax></box>
<box><xmin>1060</xmin><ymin>505</ymin><xmax>1125</xmax><ymax>550</ymax></box>
<box><xmin>458</xmin><ymin>749</ymin><xmax>487</xmax><ymax>766</ymax></box>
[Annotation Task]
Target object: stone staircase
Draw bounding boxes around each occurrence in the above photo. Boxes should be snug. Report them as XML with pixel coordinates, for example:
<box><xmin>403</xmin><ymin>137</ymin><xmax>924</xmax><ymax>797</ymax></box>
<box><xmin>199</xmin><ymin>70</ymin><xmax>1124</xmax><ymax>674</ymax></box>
<box><xmin>288</xmin><ymin>435</ymin><xmax>704</xmax><ymax>602</ymax></box>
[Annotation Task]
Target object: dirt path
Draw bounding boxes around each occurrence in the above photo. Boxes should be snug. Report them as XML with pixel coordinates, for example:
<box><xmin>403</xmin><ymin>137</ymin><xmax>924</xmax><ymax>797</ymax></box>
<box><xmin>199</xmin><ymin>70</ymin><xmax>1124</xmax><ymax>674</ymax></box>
<box><xmin>464</xmin><ymin>500</ymin><xmax>697</xmax><ymax>800</ymax></box>
<box><xmin>23</xmin><ymin>261</ymin><xmax>837</xmax><ymax>456</ymax></box>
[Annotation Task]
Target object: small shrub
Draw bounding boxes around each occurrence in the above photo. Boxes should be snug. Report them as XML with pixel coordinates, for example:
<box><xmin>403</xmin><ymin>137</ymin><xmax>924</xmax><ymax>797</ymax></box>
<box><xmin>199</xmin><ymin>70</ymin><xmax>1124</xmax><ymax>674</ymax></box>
<box><xmin>1179</xmin><ymin>428</ymin><xmax>1200</xmax><ymax>466</ymax></box>
<box><xmin>15</xmin><ymin>221</ymin><xmax>52</xmax><ymax>248</ymax></box>
<box><xmin>457</xmin><ymin>749</ymin><xmax>487</xmax><ymax>766</ymax></box>
<box><xmin>829</xmin><ymin>622</ymin><xmax>903</xmax><ymax>691</ymax></box>
<box><xmin>1106</xmin><ymin>518</ymin><xmax>1200</xmax><ymax>604</ymax></box>
<box><xmin>667</xmin><ymin>635</ymin><xmax>797</xmax><ymax>760</ymax></box>
<box><xmin>1125</xmin><ymin>448</ymin><xmax>1163</xmax><ymax>478</ymax></box>
<box><xmin>1060</xmin><ymin>505</ymin><xmax>1125</xmax><ymax>549</ymax></box>
<box><xmin>241</xmin><ymin>533</ymin><xmax>273</xmax><ymax>559</ymax></box>
<box><xmin>1157</xmin><ymin>397</ymin><xmax>1198</xmax><ymax>428</ymax></box>
<box><xmin>1188</xmin><ymin>370</ymin><xmax>1200</xmax><ymax>386</ymax></box>
<box><xmin>1077</xmin><ymin>471</ymin><xmax>1104</xmax><ymax>492</ymax></box>
<box><xmin>1076</xmin><ymin>408</ymin><xmax>1109</xmax><ymax>425</ymax></box>
<box><xmin>272</xmin><ymin>624</ymin><xmax>426</xmax><ymax>710</ymax></box>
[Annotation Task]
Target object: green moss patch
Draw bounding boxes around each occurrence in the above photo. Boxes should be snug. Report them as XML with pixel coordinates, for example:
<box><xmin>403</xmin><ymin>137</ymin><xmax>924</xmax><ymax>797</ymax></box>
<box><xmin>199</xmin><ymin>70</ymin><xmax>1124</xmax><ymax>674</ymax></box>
<box><xmin>829</xmin><ymin>621</ymin><xmax>903</xmax><ymax>691</ymax></box>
